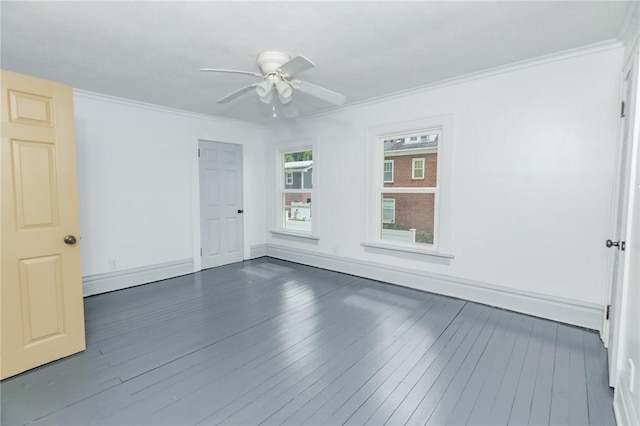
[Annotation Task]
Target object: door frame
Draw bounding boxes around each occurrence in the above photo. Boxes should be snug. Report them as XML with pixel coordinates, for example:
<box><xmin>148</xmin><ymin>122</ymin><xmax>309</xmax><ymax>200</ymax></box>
<box><xmin>192</xmin><ymin>138</ymin><xmax>245</xmax><ymax>272</ymax></box>
<box><xmin>604</xmin><ymin>48</ymin><xmax>640</xmax><ymax>386</ymax></box>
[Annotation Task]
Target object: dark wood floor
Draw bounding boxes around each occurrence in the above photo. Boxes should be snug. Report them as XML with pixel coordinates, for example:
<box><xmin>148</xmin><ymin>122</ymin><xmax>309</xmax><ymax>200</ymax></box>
<box><xmin>1</xmin><ymin>258</ymin><xmax>615</xmax><ymax>425</ymax></box>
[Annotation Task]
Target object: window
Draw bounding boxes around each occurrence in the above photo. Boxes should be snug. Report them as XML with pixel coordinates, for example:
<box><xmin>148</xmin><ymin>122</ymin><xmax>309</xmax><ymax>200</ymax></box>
<box><xmin>382</xmin><ymin>198</ymin><xmax>395</xmax><ymax>223</ymax></box>
<box><xmin>383</xmin><ymin>160</ymin><xmax>394</xmax><ymax>183</ymax></box>
<box><xmin>412</xmin><ymin>158</ymin><xmax>425</xmax><ymax>179</ymax></box>
<box><xmin>280</xmin><ymin>149</ymin><xmax>313</xmax><ymax>233</ymax></box>
<box><xmin>379</xmin><ymin>128</ymin><xmax>440</xmax><ymax>247</ymax></box>
<box><xmin>366</xmin><ymin>115</ymin><xmax>452</xmax><ymax>256</ymax></box>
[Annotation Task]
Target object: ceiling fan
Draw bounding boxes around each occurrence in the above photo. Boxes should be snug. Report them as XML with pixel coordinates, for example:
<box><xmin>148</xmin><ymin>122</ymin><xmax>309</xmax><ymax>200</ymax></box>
<box><xmin>200</xmin><ymin>50</ymin><xmax>346</xmax><ymax>117</ymax></box>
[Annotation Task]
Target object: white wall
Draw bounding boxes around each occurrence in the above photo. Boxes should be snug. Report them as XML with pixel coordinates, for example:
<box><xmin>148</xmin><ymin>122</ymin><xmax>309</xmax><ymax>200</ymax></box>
<box><xmin>74</xmin><ymin>91</ymin><xmax>265</xmax><ymax>294</ymax></box>
<box><xmin>265</xmin><ymin>45</ymin><xmax>624</xmax><ymax>329</ymax></box>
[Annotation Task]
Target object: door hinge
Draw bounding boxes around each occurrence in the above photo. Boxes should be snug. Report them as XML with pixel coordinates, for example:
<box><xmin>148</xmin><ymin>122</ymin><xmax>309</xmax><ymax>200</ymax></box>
<box><xmin>621</xmin><ymin>241</ymin><xmax>626</xmax><ymax>251</ymax></box>
<box><xmin>200</xmin><ymin>248</ymin><xmax>202</xmax><ymax>256</ymax></box>
<box><xmin>621</xmin><ymin>101</ymin><xmax>626</xmax><ymax>118</ymax></box>
<box><xmin>198</xmin><ymin>148</ymin><xmax>201</xmax><ymax>157</ymax></box>
<box><xmin>606</xmin><ymin>304</ymin><xmax>611</xmax><ymax>320</ymax></box>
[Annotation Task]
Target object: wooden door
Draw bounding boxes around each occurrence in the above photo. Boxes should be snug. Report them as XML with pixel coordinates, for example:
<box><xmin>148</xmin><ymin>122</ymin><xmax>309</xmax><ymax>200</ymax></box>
<box><xmin>1</xmin><ymin>70</ymin><xmax>85</xmax><ymax>379</ymax></box>
<box><xmin>199</xmin><ymin>140</ymin><xmax>244</xmax><ymax>269</ymax></box>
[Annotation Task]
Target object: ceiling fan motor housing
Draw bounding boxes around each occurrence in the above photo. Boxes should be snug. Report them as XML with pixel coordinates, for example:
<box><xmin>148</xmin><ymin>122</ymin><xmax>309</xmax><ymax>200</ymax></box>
<box><xmin>257</xmin><ymin>50</ymin><xmax>291</xmax><ymax>74</ymax></box>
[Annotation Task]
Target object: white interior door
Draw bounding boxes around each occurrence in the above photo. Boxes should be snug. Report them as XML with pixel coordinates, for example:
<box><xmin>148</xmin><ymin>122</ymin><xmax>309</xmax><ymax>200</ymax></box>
<box><xmin>606</xmin><ymin>55</ymin><xmax>638</xmax><ymax>385</ymax></box>
<box><xmin>199</xmin><ymin>140</ymin><xmax>244</xmax><ymax>269</ymax></box>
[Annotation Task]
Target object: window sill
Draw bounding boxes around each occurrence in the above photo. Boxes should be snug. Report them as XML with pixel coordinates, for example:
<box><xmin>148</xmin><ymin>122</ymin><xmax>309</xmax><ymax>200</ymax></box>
<box><xmin>270</xmin><ymin>230</ymin><xmax>320</xmax><ymax>241</ymax></box>
<box><xmin>360</xmin><ymin>242</ymin><xmax>454</xmax><ymax>259</ymax></box>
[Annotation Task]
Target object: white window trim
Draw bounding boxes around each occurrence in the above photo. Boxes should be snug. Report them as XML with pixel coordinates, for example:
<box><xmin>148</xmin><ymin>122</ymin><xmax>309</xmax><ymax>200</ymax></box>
<box><xmin>412</xmin><ymin>157</ymin><xmax>425</xmax><ymax>180</ymax></box>
<box><xmin>383</xmin><ymin>160</ymin><xmax>394</xmax><ymax>183</ymax></box>
<box><xmin>271</xmin><ymin>139</ymin><xmax>319</xmax><ymax>239</ymax></box>
<box><xmin>365</xmin><ymin>115</ymin><xmax>453</xmax><ymax>257</ymax></box>
<box><xmin>286</xmin><ymin>172</ymin><xmax>293</xmax><ymax>185</ymax></box>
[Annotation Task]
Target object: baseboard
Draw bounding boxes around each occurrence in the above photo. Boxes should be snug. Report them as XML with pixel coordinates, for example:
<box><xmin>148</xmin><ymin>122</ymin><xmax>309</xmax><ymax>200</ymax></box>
<box><xmin>249</xmin><ymin>244</ymin><xmax>268</xmax><ymax>259</ymax></box>
<box><xmin>614</xmin><ymin>376</ymin><xmax>639</xmax><ymax>426</ymax></box>
<box><xmin>83</xmin><ymin>259</ymin><xmax>194</xmax><ymax>296</ymax></box>
<box><xmin>265</xmin><ymin>244</ymin><xmax>603</xmax><ymax>330</ymax></box>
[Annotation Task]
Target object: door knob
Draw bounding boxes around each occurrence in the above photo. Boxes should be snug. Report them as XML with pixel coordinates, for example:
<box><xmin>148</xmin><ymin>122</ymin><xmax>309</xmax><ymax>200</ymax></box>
<box><xmin>237</xmin><ymin>209</ymin><xmax>244</xmax><ymax>214</ymax></box>
<box><xmin>606</xmin><ymin>239</ymin><xmax>620</xmax><ymax>248</ymax></box>
<box><xmin>64</xmin><ymin>235</ymin><xmax>77</xmax><ymax>245</ymax></box>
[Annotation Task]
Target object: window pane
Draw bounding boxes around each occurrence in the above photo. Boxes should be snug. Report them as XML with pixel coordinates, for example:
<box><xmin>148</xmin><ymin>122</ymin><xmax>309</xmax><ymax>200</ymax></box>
<box><xmin>283</xmin><ymin>192</ymin><xmax>312</xmax><ymax>232</ymax></box>
<box><xmin>383</xmin><ymin>161</ymin><xmax>393</xmax><ymax>183</ymax></box>
<box><xmin>382</xmin><ymin>198</ymin><xmax>395</xmax><ymax>223</ymax></box>
<box><xmin>381</xmin><ymin>193</ymin><xmax>435</xmax><ymax>245</ymax></box>
<box><xmin>284</xmin><ymin>150</ymin><xmax>313</xmax><ymax>190</ymax></box>
<box><xmin>384</xmin><ymin>132</ymin><xmax>438</xmax><ymax>188</ymax></box>
<box><xmin>412</xmin><ymin>158</ymin><xmax>425</xmax><ymax>179</ymax></box>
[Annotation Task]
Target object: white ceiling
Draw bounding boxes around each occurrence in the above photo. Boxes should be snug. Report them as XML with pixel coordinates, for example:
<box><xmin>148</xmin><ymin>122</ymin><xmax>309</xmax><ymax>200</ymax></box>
<box><xmin>1</xmin><ymin>1</ymin><xmax>632</xmax><ymax>124</ymax></box>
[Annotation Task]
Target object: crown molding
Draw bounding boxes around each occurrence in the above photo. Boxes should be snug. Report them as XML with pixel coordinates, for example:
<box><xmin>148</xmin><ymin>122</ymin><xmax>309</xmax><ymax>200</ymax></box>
<box><xmin>73</xmin><ymin>89</ymin><xmax>264</xmax><ymax>129</ymax></box>
<box><xmin>270</xmin><ymin>39</ymin><xmax>623</xmax><ymax>127</ymax></box>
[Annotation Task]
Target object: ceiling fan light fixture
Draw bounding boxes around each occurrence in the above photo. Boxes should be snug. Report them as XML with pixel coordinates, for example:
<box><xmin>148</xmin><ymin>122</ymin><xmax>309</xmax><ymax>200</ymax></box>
<box><xmin>258</xmin><ymin>90</ymin><xmax>273</xmax><ymax>104</ymax></box>
<box><xmin>276</xmin><ymin>80</ymin><xmax>292</xmax><ymax>99</ymax></box>
<box><xmin>279</xmin><ymin>94</ymin><xmax>292</xmax><ymax>105</ymax></box>
<box><xmin>255</xmin><ymin>80</ymin><xmax>273</xmax><ymax>99</ymax></box>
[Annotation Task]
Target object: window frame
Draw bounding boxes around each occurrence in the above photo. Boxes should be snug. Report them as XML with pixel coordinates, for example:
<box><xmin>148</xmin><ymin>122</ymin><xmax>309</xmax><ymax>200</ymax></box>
<box><xmin>412</xmin><ymin>157</ymin><xmax>425</xmax><ymax>180</ymax></box>
<box><xmin>364</xmin><ymin>115</ymin><xmax>453</xmax><ymax>257</ymax></box>
<box><xmin>285</xmin><ymin>172</ymin><xmax>293</xmax><ymax>186</ymax></box>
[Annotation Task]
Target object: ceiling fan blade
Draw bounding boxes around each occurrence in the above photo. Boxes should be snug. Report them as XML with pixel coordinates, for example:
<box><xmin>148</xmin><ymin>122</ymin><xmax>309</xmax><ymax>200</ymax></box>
<box><xmin>296</xmin><ymin>80</ymin><xmax>346</xmax><ymax>105</ymax></box>
<box><xmin>200</xmin><ymin>68</ymin><xmax>263</xmax><ymax>78</ymax></box>
<box><xmin>217</xmin><ymin>84</ymin><xmax>257</xmax><ymax>104</ymax></box>
<box><xmin>278</xmin><ymin>56</ymin><xmax>315</xmax><ymax>77</ymax></box>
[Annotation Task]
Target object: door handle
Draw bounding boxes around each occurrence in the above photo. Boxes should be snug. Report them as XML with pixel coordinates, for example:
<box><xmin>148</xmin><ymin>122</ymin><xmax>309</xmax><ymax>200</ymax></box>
<box><xmin>63</xmin><ymin>235</ymin><xmax>77</xmax><ymax>245</ymax></box>
<box><xmin>237</xmin><ymin>209</ymin><xmax>244</xmax><ymax>214</ymax></box>
<box><xmin>606</xmin><ymin>239</ymin><xmax>620</xmax><ymax>248</ymax></box>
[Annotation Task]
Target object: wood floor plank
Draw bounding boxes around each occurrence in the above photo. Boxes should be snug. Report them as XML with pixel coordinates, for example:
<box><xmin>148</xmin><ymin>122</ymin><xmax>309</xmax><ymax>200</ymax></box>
<box><xmin>506</xmin><ymin>318</ymin><xmax>546</xmax><ymax>425</ymax></box>
<box><xmin>464</xmin><ymin>312</ymin><xmax>534</xmax><ymax>425</ymax></box>
<box><xmin>406</xmin><ymin>307</ymin><xmax>502</xmax><ymax>425</ymax></box>
<box><xmin>191</xmin><ymin>293</ymin><xmax>447</xmax><ymax>425</ymax></box>
<box><xmin>371</xmin><ymin>303</ymin><xmax>486</xmax><ymax>425</ymax></box>
<box><xmin>0</xmin><ymin>258</ymin><xmax>616</xmax><ymax>426</ymax></box>
<box><xmin>584</xmin><ymin>330</ymin><xmax>616</xmax><ymax>425</ymax></box>
<box><xmin>482</xmin><ymin>312</ymin><xmax>536</xmax><ymax>424</ymax></box>
<box><xmin>528</xmin><ymin>320</ymin><xmax>559</xmax><ymax>425</ymax></box>
<box><xmin>423</xmin><ymin>309</ymin><xmax>507</xmax><ymax>425</ymax></box>
<box><xmin>550</xmin><ymin>324</ymin><xmax>572</xmax><ymax>425</ymax></box>
<box><xmin>267</xmin><ymin>299</ymin><xmax>460</xmax><ymax>426</ymax></box>
<box><xmin>214</xmin><ymin>298</ymin><xmax>454</xmax><ymax>426</ymax></box>
<box><xmin>100</xmin><ymin>280</ymin><xmax>433</xmax><ymax>425</ymax></box>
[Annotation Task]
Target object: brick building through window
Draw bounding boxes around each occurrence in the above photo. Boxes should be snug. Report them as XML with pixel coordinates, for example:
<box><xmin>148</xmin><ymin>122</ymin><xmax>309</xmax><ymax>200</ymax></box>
<box><xmin>382</xmin><ymin>132</ymin><xmax>438</xmax><ymax>244</ymax></box>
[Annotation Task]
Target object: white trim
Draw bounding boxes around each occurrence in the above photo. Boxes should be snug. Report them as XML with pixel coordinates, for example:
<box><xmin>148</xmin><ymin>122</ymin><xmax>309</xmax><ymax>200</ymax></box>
<box><xmin>269</xmin><ymin>230</ymin><xmax>320</xmax><ymax>241</ymax></box>
<box><xmin>83</xmin><ymin>259</ymin><xmax>194</xmax><ymax>296</ymax></box>
<box><xmin>361</xmin><ymin>242</ymin><xmax>453</xmax><ymax>259</ymax></box>
<box><xmin>614</xmin><ymin>376</ymin><xmax>640</xmax><ymax>426</ymax></box>
<box><xmin>264</xmin><ymin>244</ymin><xmax>603</xmax><ymax>330</ymax></box>
<box><xmin>386</xmin><ymin>148</ymin><xmax>437</xmax><ymax>157</ymax></box>
<box><xmin>249</xmin><ymin>244</ymin><xmax>268</xmax><ymax>259</ymax></box>
<box><xmin>269</xmin><ymin>40</ymin><xmax>622</xmax><ymax>126</ymax></box>
<box><xmin>73</xmin><ymin>89</ymin><xmax>262</xmax><ymax>129</ymax></box>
